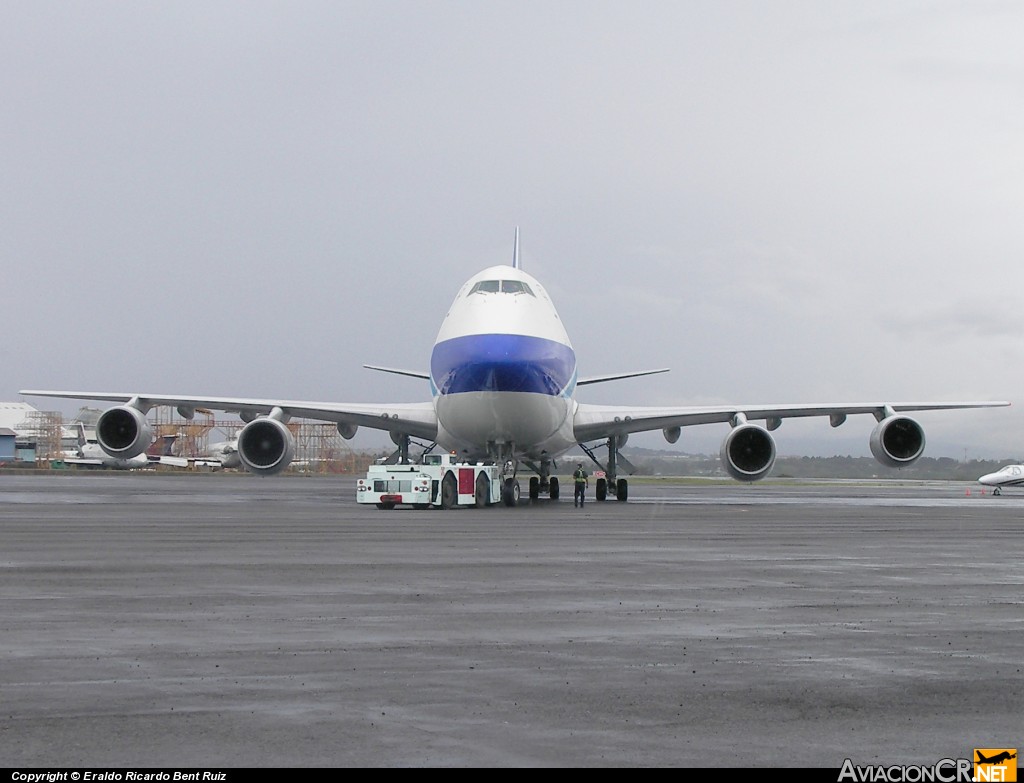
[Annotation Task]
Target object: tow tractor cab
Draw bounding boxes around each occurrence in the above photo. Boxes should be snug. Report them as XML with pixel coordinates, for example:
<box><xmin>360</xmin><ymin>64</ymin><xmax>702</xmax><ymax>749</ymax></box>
<box><xmin>357</xmin><ymin>453</ymin><xmax>503</xmax><ymax>510</ymax></box>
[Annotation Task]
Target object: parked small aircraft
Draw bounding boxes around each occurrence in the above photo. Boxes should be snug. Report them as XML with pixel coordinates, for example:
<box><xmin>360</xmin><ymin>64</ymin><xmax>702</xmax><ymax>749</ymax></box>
<box><xmin>977</xmin><ymin>464</ymin><xmax>1024</xmax><ymax>495</ymax></box>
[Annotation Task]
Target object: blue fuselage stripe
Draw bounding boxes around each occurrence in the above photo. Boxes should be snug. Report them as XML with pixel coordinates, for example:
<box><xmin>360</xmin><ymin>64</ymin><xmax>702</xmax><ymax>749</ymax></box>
<box><xmin>431</xmin><ymin>334</ymin><xmax>576</xmax><ymax>397</ymax></box>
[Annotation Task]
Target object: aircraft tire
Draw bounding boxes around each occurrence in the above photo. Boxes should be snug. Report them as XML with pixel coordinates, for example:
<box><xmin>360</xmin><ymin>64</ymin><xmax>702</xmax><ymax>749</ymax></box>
<box><xmin>475</xmin><ymin>473</ymin><xmax>490</xmax><ymax>508</ymax></box>
<box><xmin>596</xmin><ymin>478</ymin><xmax>607</xmax><ymax>502</ymax></box>
<box><xmin>529</xmin><ymin>476</ymin><xmax>540</xmax><ymax>501</ymax></box>
<box><xmin>549</xmin><ymin>477</ymin><xmax>560</xmax><ymax>500</ymax></box>
<box><xmin>616</xmin><ymin>478</ymin><xmax>628</xmax><ymax>502</ymax></box>
<box><xmin>502</xmin><ymin>478</ymin><xmax>520</xmax><ymax>507</ymax></box>
<box><xmin>441</xmin><ymin>472</ymin><xmax>458</xmax><ymax>509</ymax></box>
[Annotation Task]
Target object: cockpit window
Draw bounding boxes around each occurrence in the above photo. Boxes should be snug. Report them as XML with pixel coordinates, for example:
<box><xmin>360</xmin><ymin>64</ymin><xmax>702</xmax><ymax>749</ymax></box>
<box><xmin>469</xmin><ymin>280</ymin><xmax>535</xmax><ymax>296</ymax></box>
<box><xmin>470</xmin><ymin>280</ymin><xmax>501</xmax><ymax>294</ymax></box>
<box><xmin>501</xmin><ymin>280</ymin><xmax>533</xmax><ymax>295</ymax></box>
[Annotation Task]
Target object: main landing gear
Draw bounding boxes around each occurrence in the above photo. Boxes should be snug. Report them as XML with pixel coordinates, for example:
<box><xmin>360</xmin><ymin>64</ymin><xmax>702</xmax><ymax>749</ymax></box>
<box><xmin>382</xmin><ymin>433</ymin><xmax>437</xmax><ymax>465</ymax></box>
<box><xmin>579</xmin><ymin>434</ymin><xmax>632</xmax><ymax>502</ymax></box>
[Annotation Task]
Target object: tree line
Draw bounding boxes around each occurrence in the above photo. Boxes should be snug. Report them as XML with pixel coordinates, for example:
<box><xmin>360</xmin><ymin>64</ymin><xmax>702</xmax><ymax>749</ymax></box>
<box><xmin>621</xmin><ymin>452</ymin><xmax>1017</xmax><ymax>481</ymax></box>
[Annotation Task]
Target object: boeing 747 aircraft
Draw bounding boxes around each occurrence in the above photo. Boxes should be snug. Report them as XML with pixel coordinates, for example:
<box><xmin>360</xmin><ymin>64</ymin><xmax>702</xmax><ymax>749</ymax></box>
<box><xmin>23</xmin><ymin>234</ymin><xmax>1009</xmax><ymax>506</ymax></box>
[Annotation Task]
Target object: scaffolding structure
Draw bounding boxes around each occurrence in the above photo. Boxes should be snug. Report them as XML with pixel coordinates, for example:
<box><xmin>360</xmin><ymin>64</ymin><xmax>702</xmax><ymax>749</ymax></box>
<box><xmin>150</xmin><ymin>409</ymin><xmax>376</xmax><ymax>473</ymax></box>
<box><xmin>16</xmin><ymin>410</ymin><xmax>64</xmax><ymax>462</ymax></box>
<box><xmin>151</xmin><ymin>406</ymin><xmax>217</xmax><ymax>458</ymax></box>
<box><xmin>289</xmin><ymin>422</ymin><xmax>378</xmax><ymax>474</ymax></box>
<box><xmin>11</xmin><ymin>405</ymin><xmax>378</xmax><ymax>473</ymax></box>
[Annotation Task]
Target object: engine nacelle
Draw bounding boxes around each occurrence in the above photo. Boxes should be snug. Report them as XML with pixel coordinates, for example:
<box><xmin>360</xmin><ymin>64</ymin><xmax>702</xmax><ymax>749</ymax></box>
<box><xmin>237</xmin><ymin>417</ymin><xmax>295</xmax><ymax>475</ymax></box>
<box><xmin>96</xmin><ymin>405</ymin><xmax>153</xmax><ymax>459</ymax></box>
<box><xmin>337</xmin><ymin>422</ymin><xmax>358</xmax><ymax>440</ymax></box>
<box><xmin>720</xmin><ymin>423</ymin><xmax>776</xmax><ymax>482</ymax></box>
<box><xmin>869</xmin><ymin>415</ymin><xmax>925</xmax><ymax>468</ymax></box>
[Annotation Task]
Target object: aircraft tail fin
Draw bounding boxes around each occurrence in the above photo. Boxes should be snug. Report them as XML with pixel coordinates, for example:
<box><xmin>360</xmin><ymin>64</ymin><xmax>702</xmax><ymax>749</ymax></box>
<box><xmin>512</xmin><ymin>226</ymin><xmax>520</xmax><ymax>269</ymax></box>
<box><xmin>149</xmin><ymin>434</ymin><xmax>178</xmax><ymax>457</ymax></box>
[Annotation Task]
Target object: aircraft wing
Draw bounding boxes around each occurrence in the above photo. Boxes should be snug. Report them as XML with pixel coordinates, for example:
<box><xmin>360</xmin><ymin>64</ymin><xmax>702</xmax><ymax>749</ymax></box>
<box><xmin>151</xmin><ymin>455</ymin><xmax>190</xmax><ymax>469</ymax></box>
<box><xmin>572</xmin><ymin>400</ymin><xmax>1010</xmax><ymax>443</ymax></box>
<box><xmin>577</xmin><ymin>368</ymin><xmax>670</xmax><ymax>386</ymax></box>
<box><xmin>62</xmin><ymin>456</ymin><xmax>105</xmax><ymax>467</ymax></box>
<box><xmin>20</xmin><ymin>390</ymin><xmax>439</xmax><ymax>441</ymax></box>
<box><xmin>362</xmin><ymin>365</ymin><xmax>431</xmax><ymax>381</ymax></box>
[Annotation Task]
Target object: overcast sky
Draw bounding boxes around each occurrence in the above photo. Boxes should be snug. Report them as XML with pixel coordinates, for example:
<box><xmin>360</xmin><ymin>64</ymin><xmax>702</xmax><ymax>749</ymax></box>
<box><xmin>3</xmin><ymin>1</ymin><xmax>1023</xmax><ymax>458</ymax></box>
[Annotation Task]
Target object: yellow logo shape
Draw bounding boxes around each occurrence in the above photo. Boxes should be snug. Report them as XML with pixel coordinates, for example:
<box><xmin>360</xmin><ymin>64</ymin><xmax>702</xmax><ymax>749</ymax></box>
<box><xmin>975</xmin><ymin>749</ymin><xmax>1017</xmax><ymax>782</ymax></box>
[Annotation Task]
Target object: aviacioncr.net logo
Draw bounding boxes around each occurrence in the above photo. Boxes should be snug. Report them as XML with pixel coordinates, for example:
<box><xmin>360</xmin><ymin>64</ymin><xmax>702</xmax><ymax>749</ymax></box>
<box><xmin>974</xmin><ymin>749</ymin><xmax>1017</xmax><ymax>782</ymax></box>
<box><xmin>838</xmin><ymin>758</ymin><xmax>973</xmax><ymax>782</ymax></box>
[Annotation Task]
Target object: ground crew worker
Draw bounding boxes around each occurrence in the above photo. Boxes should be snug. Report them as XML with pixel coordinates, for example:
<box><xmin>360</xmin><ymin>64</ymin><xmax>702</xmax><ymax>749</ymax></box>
<box><xmin>573</xmin><ymin>463</ymin><xmax>588</xmax><ymax>507</ymax></box>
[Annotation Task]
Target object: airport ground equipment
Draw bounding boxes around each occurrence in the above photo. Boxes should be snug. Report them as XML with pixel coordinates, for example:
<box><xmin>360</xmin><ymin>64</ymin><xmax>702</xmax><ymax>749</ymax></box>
<box><xmin>357</xmin><ymin>453</ymin><xmax>505</xmax><ymax>510</ymax></box>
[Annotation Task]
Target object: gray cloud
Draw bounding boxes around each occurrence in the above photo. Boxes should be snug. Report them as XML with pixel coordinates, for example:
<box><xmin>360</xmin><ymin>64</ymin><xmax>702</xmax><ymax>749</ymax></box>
<box><xmin>4</xmin><ymin>1</ymin><xmax>1021</xmax><ymax>456</ymax></box>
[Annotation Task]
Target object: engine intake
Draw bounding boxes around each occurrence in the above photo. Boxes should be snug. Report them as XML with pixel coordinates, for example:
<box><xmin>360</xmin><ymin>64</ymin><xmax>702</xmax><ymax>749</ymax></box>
<box><xmin>238</xmin><ymin>417</ymin><xmax>295</xmax><ymax>475</ymax></box>
<box><xmin>96</xmin><ymin>406</ymin><xmax>153</xmax><ymax>459</ymax></box>
<box><xmin>870</xmin><ymin>415</ymin><xmax>925</xmax><ymax>467</ymax></box>
<box><xmin>721</xmin><ymin>423</ymin><xmax>776</xmax><ymax>482</ymax></box>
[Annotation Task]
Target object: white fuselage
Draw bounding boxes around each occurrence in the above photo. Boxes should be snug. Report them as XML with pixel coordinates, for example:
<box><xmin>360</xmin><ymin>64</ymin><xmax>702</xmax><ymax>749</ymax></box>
<box><xmin>978</xmin><ymin>464</ymin><xmax>1024</xmax><ymax>489</ymax></box>
<box><xmin>206</xmin><ymin>439</ymin><xmax>241</xmax><ymax>469</ymax></box>
<box><xmin>78</xmin><ymin>442</ymin><xmax>150</xmax><ymax>469</ymax></box>
<box><xmin>430</xmin><ymin>265</ymin><xmax>578</xmax><ymax>461</ymax></box>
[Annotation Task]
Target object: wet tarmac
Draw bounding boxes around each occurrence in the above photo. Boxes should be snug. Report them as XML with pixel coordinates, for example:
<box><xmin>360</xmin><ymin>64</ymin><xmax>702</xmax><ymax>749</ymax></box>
<box><xmin>1</xmin><ymin>472</ymin><xmax>1021</xmax><ymax>767</ymax></box>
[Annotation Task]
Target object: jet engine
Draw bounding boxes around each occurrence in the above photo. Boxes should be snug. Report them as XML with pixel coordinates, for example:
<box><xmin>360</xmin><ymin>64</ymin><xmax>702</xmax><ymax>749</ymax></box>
<box><xmin>237</xmin><ymin>417</ymin><xmax>295</xmax><ymax>475</ymax></box>
<box><xmin>96</xmin><ymin>405</ymin><xmax>153</xmax><ymax>459</ymax></box>
<box><xmin>869</xmin><ymin>415</ymin><xmax>925</xmax><ymax>468</ymax></box>
<box><xmin>720</xmin><ymin>423</ymin><xmax>776</xmax><ymax>482</ymax></box>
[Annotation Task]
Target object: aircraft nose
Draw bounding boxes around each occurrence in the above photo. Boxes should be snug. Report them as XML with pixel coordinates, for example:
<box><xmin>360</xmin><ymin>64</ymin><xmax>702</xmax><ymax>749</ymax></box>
<box><xmin>978</xmin><ymin>473</ymin><xmax>996</xmax><ymax>485</ymax></box>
